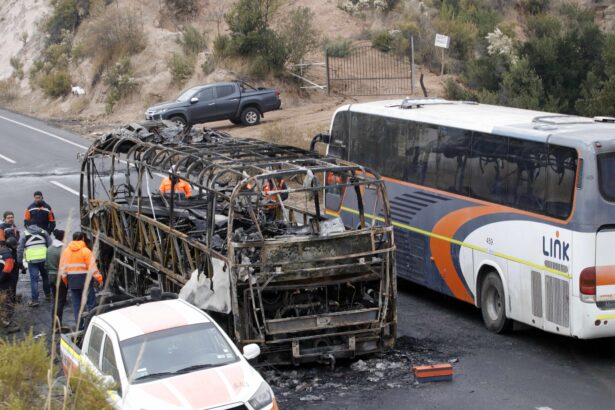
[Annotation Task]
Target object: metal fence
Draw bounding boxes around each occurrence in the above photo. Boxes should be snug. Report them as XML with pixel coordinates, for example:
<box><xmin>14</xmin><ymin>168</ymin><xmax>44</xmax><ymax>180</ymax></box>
<box><xmin>326</xmin><ymin>45</ymin><xmax>412</xmax><ymax>96</ymax></box>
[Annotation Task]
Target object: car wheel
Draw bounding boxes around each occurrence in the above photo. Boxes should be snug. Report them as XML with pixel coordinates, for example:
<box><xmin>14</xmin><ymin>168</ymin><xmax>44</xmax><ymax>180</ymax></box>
<box><xmin>169</xmin><ymin>116</ymin><xmax>187</xmax><ymax>128</ymax></box>
<box><xmin>480</xmin><ymin>271</ymin><xmax>513</xmax><ymax>334</ymax></box>
<box><xmin>241</xmin><ymin>107</ymin><xmax>261</xmax><ymax>126</ymax></box>
<box><xmin>230</xmin><ymin>118</ymin><xmax>242</xmax><ymax>125</ymax></box>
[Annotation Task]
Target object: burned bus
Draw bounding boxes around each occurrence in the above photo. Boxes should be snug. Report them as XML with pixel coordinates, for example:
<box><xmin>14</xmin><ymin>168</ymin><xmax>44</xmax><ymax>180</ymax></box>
<box><xmin>79</xmin><ymin>123</ymin><xmax>396</xmax><ymax>365</ymax></box>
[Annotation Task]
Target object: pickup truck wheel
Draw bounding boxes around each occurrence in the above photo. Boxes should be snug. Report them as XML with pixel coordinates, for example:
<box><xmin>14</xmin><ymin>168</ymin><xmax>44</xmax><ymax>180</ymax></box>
<box><xmin>241</xmin><ymin>107</ymin><xmax>261</xmax><ymax>126</ymax></box>
<box><xmin>169</xmin><ymin>116</ymin><xmax>187</xmax><ymax>128</ymax></box>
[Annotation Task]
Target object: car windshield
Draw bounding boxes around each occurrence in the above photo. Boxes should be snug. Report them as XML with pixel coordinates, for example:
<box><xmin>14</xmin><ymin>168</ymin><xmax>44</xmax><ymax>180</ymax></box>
<box><xmin>176</xmin><ymin>87</ymin><xmax>201</xmax><ymax>102</ymax></box>
<box><xmin>120</xmin><ymin>322</ymin><xmax>238</xmax><ymax>384</ymax></box>
<box><xmin>598</xmin><ymin>152</ymin><xmax>615</xmax><ymax>201</ymax></box>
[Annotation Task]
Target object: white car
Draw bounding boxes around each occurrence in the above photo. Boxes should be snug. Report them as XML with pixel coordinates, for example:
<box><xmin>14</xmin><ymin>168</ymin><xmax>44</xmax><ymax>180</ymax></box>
<box><xmin>60</xmin><ymin>298</ymin><xmax>278</xmax><ymax>410</ymax></box>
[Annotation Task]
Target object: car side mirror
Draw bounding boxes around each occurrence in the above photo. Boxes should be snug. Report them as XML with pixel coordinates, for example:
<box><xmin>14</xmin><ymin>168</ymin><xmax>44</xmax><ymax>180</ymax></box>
<box><xmin>242</xmin><ymin>343</ymin><xmax>260</xmax><ymax>360</ymax></box>
<box><xmin>101</xmin><ymin>374</ymin><xmax>116</xmax><ymax>387</ymax></box>
<box><xmin>190</xmin><ymin>97</ymin><xmax>199</xmax><ymax>104</ymax></box>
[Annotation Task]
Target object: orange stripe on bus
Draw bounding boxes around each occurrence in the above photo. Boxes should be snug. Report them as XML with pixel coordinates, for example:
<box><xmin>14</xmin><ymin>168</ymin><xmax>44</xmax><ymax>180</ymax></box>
<box><xmin>430</xmin><ymin>205</ymin><xmax>507</xmax><ymax>304</ymax></box>
<box><xmin>597</xmin><ymin>266</ymin><xmax>615</xmax><ymax>286</ymax></box>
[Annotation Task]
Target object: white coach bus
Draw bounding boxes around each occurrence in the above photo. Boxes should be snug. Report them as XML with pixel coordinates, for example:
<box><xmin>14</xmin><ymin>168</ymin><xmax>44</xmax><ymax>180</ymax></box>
<box><xmin>316</xmin><ymin>98</ymin><xmax>615</xmax><ymax>338</ymax></box>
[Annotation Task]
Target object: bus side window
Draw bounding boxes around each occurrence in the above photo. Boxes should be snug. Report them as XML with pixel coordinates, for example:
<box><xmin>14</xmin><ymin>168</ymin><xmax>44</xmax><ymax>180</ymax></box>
<box><xmin>545</xmin><ymin>145</ymin><xmax>577</xmax><ymax>219</ymax></box>
<box><xmin>469</xmin><ymin>132</ymin><xmax>509</xmax><ymax>203</ymax></box>
<box><xmin>409</xmin><ymin>124</ymin><xmax>439</xmax><ymax>186</ymax></box>
<box><xmin>510</xmin><ymin>138</ymin><xmax>547</xmax><ymax>213</ymax></box>
<box><xmin>436</xmin><ymin>127</ymin><xmax>471</xmax><ymax>194</ymax></box>
<box><xmin>329</xmin><ymin>111</ymin><xmax>349</xmax><ymax>160</ymax></box>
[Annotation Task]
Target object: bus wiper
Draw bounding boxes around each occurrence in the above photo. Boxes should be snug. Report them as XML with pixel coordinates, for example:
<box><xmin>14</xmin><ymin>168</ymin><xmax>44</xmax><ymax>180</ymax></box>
<box><xmin>173</xmin><ymin>363</ymin><xmax>216</xmax><ymax>374</ymax></box>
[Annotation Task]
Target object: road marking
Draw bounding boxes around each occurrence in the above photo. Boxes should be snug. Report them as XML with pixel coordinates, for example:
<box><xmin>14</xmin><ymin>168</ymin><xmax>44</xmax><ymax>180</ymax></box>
<box><xmin>0</xmin><ymin>114</ymin><xmax>89</xmax><ymax>150</ymax></box>
<box><xmin>536</xmin><ymin>407</ymin><xmax>554</xmax><ymax>410</ymax></box>
<box><xmin>0</xmin><ymin>153</ymin><xmax>16</xmax><ymax>164</ymax></box>
<box><xmin>50</xmin><ymin>180</ymin><xmax>82</xmax><ymax>197</ymax></box>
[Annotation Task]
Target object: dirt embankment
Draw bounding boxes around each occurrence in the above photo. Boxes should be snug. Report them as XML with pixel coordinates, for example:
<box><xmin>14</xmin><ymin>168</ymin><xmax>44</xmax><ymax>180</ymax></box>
<box><xmin>0</xmin><ymin>0</ymin><xmax>449</xmax><ymax>146</ymax></box>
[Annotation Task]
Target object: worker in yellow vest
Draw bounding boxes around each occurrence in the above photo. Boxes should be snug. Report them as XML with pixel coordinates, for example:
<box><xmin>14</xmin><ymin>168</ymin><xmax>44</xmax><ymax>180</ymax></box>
<box><xmin>17</xmin><ymin>220</ymin><xmax>51</xmax><ymax>307</ymax></box>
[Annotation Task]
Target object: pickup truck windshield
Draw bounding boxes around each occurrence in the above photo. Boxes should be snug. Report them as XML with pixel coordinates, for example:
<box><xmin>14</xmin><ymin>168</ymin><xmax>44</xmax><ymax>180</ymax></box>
<box><xmin>121</xmin><ymin>322</ymin><xmax>238</xmax><ymax>383</ymax></box>
<box><xmin>176</xmin><ymin>87</ymin><xmax>201</xmax><ymax>102</ymax></box>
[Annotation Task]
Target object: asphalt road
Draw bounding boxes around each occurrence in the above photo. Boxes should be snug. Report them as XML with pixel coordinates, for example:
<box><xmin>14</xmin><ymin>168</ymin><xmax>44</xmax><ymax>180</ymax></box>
<box><xmin>1</xmin><ymin>110</ymin><xmax>614</xmax><ymax>409</ymax></box>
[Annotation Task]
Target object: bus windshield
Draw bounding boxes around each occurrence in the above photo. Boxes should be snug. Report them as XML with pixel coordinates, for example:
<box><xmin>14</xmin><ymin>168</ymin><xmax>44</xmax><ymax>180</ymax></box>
<box><xmin>598</xmin><ymin>152</ymin><xmax>615</xmax><ymax>201</ymax></box>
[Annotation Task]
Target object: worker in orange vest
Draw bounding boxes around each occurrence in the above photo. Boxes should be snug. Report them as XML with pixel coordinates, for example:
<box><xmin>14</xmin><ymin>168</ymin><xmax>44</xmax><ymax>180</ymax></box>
<box><xmin>159</xmin><ymin>166</ymin><xmax>192</xmax><ymax>199</ymax></box>
<box><xmin>262</xmin><ymin>177</ymin><xmax>288</xmax><ymax>220</ymax></box>
<box><xmin>60</xmin><ymin>232</ymin><xmax>103</xmax><ymax>329</ymax></box>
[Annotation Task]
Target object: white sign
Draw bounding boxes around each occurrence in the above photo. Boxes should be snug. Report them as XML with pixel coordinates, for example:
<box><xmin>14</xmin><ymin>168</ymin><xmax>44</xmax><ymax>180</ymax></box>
<box><xmin>435</xmin><ymin>34</ymin><xmax>450</xmax><ymax>49</ymax></box>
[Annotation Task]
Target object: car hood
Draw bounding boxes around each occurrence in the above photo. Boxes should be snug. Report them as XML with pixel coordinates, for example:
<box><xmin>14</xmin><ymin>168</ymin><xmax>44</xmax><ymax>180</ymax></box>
<box><xmin>122</xmin><ymin>361</ymin><xmax>263</xmax><ymax>410</ymax></box>
<box><xmin>146</xmin><ymin>100</ymin><xmax>186</xmax><ymax>113</ymax></box>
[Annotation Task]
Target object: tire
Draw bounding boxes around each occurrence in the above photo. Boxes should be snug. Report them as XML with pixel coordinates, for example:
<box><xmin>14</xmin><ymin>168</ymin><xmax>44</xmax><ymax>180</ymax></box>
<box><xmin>240</xmin><ymin>107</ymin><xmax>261</xmax><ymax>126</ymax></box>
<box><xmin>480</xmin><ymin>272</ymin><xmax>513</xmax><ymax>334</ymax></box>
<box><xmin>169</xmin><ymin>115</ymin><xmax>187</xmax><ymax>128</ymax></box>
<box><xmin>229</xmin><ymin>118</ymin><xmax>242</xmax><ymax>125</ymax></box>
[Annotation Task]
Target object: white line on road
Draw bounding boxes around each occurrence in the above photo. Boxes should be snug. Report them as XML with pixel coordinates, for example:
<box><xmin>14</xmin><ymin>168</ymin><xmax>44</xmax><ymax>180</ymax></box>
<box><xmin>0</xmin><ymin>114</ymin><xmax>89</xmax><ymax>150</ymax></box>
<box><xmin>0</xmin><ymin>153</ymin><xmax>16</xmax><ymax>164</ymax></box>
<box><xmin>50</xmin><ymin>180</ymin><xmax>82</xmax><ymax>197</ymax></box>
<box><xmin>536</xmin><ymin>407</ymin><xmax>554</xmax><ymax>410</ymax></box>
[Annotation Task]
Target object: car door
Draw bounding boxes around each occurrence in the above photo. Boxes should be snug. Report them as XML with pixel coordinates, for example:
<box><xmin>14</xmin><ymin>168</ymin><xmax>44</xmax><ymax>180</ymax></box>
<box><xmin>212</xmin><ymin>84</ymin><xmax>241</xmax><ymax>120</ymax></box>
<box><xmin>186</xmin><ymin>87</ymin><xmax>216</xmax><ymax>124</ymax></box>
<box><xmin>84</xmin><ymin>325</ymin><xmax>123</xmax><ymax>406</ymax></box>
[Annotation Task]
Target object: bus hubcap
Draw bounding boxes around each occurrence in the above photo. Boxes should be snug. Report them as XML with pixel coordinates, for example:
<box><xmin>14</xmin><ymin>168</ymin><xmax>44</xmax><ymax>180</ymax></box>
<box><xmin>486</xmin><ymin>287</ymin><xmax>502</xmax><ymax>321</ymax></box>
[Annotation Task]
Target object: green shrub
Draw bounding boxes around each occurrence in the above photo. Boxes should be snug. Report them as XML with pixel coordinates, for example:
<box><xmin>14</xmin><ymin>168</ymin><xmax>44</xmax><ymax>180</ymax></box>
<box><xmin>0</xmin><ymin>78</ymin><xmax>19</xmax><ymax>103</ymax></box>
<box><xmin>39</xmin><ymin>69</ymin><xmax>72</xmax><ymax>98</ymax></box>
<box><xmin>371</xmin><ymin>30</ymin><xmax>394</xmax><ymax>52</ymax></box>
<box><xmin>81</xmin><ymin>7</ymin><xmax>147</xmax><ymax>72</ymax></box>
<box><xmin>10</xmin><ymin>56</ymin><xmax>24</xmax><ymax>80</ymax></box>
<box><xmin>167</xmin><ymin>52</ymin><xmax>196</xmax><ymax>84</ymax></box>
<box><xmin>104</xmin><ymin>57</ymin><xmax>138</xmax><ymax>113</ymax></box>
<box><xmin>165</xmin><ymin>0</ymin><xmax>200</xmax><ymax>18</ymax></box>
<box><xmin>444</xmin><ymin>78</ymin><xmax>478</xmax><ymax>101</ymax></box>
<box><xmin>213</xmin><ymin>34</ymin><xmax>231</xmax><ymax>57</ymax></box>
<box><xmin>202</xmin><ymin>56</ymin><xmax>216</xmax><ymax>75</ymax></box>
<box><xmin>516</xmin><ymin>0</ymin><xmax>549</xmax><ymax>15</ymax></box>
<box><xmin>178</xmin><ymin>25</ymin><xmax>207</xmax><ymax>55</ymax></box>
<box><xmin>280</xmin><ymin>7</ymin><xmax>320</xmax><ymax>66</ymax></box>
<box><xmin>324</xmin><ymin>37</ymin><xmax>352</xmax><ymax>57</ymax></box>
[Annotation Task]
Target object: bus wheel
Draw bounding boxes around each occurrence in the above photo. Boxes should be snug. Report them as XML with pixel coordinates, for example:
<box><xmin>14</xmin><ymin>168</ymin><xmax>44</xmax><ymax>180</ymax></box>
<box><xmin>480</xmin><ymin>272</ymin><xmax>513</xmax><ymax>334</ymax></box>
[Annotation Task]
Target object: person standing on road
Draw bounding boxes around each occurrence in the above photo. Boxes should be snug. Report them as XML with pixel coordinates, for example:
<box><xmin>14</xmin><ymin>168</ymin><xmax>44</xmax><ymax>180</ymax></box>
<box><xmin>0</xmin><ymin>211</ymin><xmax>20</xmax><ymax>242</ymax></box>
<box><xmin>18</xmin><ymin>220</ymin><xmax>52</xmax><ymax>307</ymax></box>
<box><xmin>5</xmin><ymin>237</ymin><xmax>20</xmax><ymax>311</ymax></box>
<box><xmin>0</xmin><ymin>240</ymin><xmax>17</xmax><ymax>331</ymax></box>
<box><xmin>24</xmin><ymin>191</ymin><xmax>56</xmax><ymax>234</ymax></box>
<box><xmin>60</xmin><ymin>232</ymin><xmax>103</xmax><ymax>330</ymax></box>
<box><xmin>46</xmin><ymin>229</ymin><xmax>67</xmax><ymax>330</ymax></box>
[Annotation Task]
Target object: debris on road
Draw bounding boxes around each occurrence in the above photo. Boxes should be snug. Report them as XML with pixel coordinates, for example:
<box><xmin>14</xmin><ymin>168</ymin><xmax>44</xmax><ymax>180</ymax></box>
<box><xmin>413</xmin><ymin>363</ymin><xmax>454</xmax><ymax>383</ymax></box>
<box><xmin>264</xmin><ymin>335</ymin><xmax>459</xmax><ymax>407</ymax></box>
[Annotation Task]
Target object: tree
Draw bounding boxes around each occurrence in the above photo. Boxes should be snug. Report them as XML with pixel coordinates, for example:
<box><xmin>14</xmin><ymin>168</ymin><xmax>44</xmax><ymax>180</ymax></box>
<box><xmin>498</xmin><ymin>58</ymin><xmax>544</xmax><ymax>110</ymax></box>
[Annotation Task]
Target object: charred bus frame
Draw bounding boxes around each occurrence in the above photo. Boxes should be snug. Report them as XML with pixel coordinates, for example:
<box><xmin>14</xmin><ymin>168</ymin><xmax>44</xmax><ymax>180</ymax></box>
<box><xmin>80</xmin><ymin>124</ymin><xmax>396</xmax><ymax>364</ymax></box>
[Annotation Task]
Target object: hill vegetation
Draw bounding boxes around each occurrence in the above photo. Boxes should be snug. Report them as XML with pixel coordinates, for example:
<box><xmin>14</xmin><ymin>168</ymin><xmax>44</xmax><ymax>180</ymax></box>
<box><xmin>2</xmin><ymin>0</ymin><xmax>615</xmax><ymax>127</ymax></box>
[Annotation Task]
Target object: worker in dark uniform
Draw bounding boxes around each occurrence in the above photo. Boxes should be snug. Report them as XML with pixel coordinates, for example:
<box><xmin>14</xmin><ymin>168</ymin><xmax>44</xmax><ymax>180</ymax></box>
<box><xmin>0</xmin><ymin>211</ymin><xmax>20</xmax><ymax>242</ymax></box>
<box><xmin>5</xmin><ymin>237</ymin><xmax>20</xmax><ymax>310</ymax></box>
<box><xmin>0</xmin><ymin>239</ymin><xmax>17</xmax><ymax>332</ymax></box>
<box><xmin>24</xmin><ymin>191</ymin><xmax>56</xmax><ymax>234</ymax></box>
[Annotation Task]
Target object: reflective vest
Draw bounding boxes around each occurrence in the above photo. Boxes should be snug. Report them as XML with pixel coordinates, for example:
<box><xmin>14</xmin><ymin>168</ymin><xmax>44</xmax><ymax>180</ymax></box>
<box><xmin>60</xmin><ymin>240</ymin><xmax>103</xmax><ymax>290</ymax></box>
<box><xmin>24</xmin><ymin>202</ymin><xmax>55</xmax><ymax>232</ymax></box>
<box><xmin>263</xmin><ymin>178</ymin><xmax>288</xmax><ymax>208</ymax></box>
<box><xmin>159</xmin><ymin>177</ymin><xmax>192</xmax><ymax>198</ymax></box>
<box><xmin>24</xmin><ymin>231</ymin><xmax>47</xmax><ymax>262</ymax></box>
